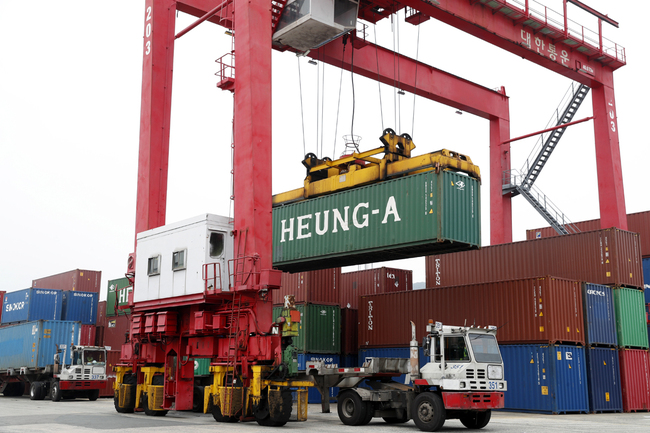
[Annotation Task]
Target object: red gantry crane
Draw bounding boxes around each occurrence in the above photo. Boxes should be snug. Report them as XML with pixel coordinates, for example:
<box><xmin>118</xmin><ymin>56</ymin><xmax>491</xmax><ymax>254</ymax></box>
<box><xmin>114</xmin><ymin>0</ymin><xmax>627</xmax><ymax>424</ymax></box>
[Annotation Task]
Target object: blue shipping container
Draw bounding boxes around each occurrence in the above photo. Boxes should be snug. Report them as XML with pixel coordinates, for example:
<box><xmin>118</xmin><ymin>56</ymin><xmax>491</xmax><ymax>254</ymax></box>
<box><xmin>1</xmin><ymin>288</ymin><xmax>63</xmax><ymax>324</ymax></box>
<box><xmin>297</xmin><ymin>354</ymin><xmax>340</xmax><ymax>403</ymax></box>
<box><xmin>0</xmin><ymin>320</ymin><xmax>81</xmax><ymax>370</ymax></box>
<box><xmin>585</xmin><ymin>347</ymin><xmax>623</xmax><ymax>413</ymax></box>
<box><xmin>340</xmin><ymin>354</ymin><xmax>358</xmax><ymax>368</ymax></box>
<box><xmin>500</xmin><ymin>345</ymin><xmax>589</xmax><ymax>414</ymax></box>
<box><xmin>62</xmin><ymin>291</ymin><xmax>98</xmax><ymax>325</ymax></box>
<box><xmin>582</xmin><ymin>283</ymin><xmax>618</xmax><ymax>347</ymax></box>
<box><xmin>359</xmin><ymin>347</ymin><xmax>427</xmax><ymax>385</ymax></box>
<box><xmin>643</xmin><ymin>258</ymin><xmax>650</xmax><ymax>304</ymax></box>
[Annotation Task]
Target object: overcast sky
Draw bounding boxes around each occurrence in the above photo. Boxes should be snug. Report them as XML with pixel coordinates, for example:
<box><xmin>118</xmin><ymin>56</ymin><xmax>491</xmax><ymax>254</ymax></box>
<box><xmin>1</xmin><ymin>1</ymin><xmax>648</xmax><ymax>300</ymax></box>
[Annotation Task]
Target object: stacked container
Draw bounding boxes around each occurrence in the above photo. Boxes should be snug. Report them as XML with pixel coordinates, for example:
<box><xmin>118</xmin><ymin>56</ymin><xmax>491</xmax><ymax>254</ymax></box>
<box><xmin>0</xmin><ymin>291</ymin><xmax>5</xmax><ymax>324</ymax></box>
<box><xmin>500</xmin><ymin>344</ymin><xmax>589</xmax><ymax>414</ymax></box>
<box><xmin>526</xmin><ymin>210</ymin><xmax>650</xmax><ymax>258</ymax></box>
<box><xmin>106</xmin><ymin>277</ymin><xmax>132</xmax><ymax>316</ymax></box>
<box><xmin>425</xmin><ymin>228</ymin><xmax>643</xmax><ymax>289</ymax></box>
<box><xmin>1</xmin><ymin>288</ymin><xmax>63</xmax><ymax>325</ymax></box>
<box><xmin>339</xmin><ymin>267</ymin><xmax>412</xmax><ymax>309</ymax></box>
<box><xmin>581</xmin><ymin>283</ymin><xmax>623</xmax><ymax>412</ymax></box>
<box><xmin>612</xmin><ymin>286</ymin><xmax>650</xmax><ymax>412</ymax></box>
<box><xmin>357</xmin><ymin>276</ymin><xmax>592</xmax><ymax>414</ymax></box>
<box><xmin>276</xmin><ymin>268</ymin><xmax>341</xmax><ymax>305</ymax></box>
<box><xmin>32</xmin><ymin>269</ymin><xmax>102</xmax><ymax>294</ymax></box>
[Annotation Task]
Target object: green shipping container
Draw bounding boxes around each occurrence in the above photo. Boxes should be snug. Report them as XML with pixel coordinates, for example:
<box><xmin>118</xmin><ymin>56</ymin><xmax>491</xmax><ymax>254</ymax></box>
<box><xmin>613</xmin><ymin>288</ymin><xmax>649</xmax><ymax>349</ymax></box>
<box><xmin>192</xmin><ymin>358</ymin><xmax>211</xmax><ymax>376</ymax></box>
<box><xmin>273</xmin><ymin>304</ymin><xmax>340</xmax><ymax>354</ymax></box>
<box><xmin>272</xmin><ymin>170</ymin><xmax>480</xmax><ymax>272</ymax></box>
<box><xmin>107</xmin><ymin>277</ymin><xmax>133</xmax><ymax>317</ymax></box>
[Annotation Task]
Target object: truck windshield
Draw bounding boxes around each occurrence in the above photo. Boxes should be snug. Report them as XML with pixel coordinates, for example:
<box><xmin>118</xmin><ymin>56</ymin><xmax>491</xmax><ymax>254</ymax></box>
<box><xmin>84</xmin><ymin>350</ymin><xmax>106</xmax><ymax>365</ymax></box>
<box><xmin>469</xmin><ymin>334</ymin><xmax>502</xmax><ymax>363</ymax></box>
<box><xmin>444</xmin><ymin>336</ymin><xmax>470</xmax><ymax>362</ymax></box>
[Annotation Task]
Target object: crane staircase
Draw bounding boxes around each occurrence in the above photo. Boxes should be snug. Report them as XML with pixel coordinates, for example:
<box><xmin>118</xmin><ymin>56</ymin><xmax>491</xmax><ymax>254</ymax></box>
<box><xmin>503</xmin><ymin>82</ymin><xmax>589</xmax><ymax>235</ymax></box>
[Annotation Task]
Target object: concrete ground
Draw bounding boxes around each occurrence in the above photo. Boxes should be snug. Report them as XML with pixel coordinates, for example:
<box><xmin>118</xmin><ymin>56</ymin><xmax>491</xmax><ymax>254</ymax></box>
<box><xmin>0</xmin><ymin>396</ymin><xmax>649</xmax><ymax>433</ymax></box>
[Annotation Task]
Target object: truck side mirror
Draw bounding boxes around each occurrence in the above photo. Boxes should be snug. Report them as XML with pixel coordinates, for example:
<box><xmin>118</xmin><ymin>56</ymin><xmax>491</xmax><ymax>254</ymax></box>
<box><xmin>422</xmin><ymin>336</ymin><xmax>431</xmax><ymax>356</ymax></box>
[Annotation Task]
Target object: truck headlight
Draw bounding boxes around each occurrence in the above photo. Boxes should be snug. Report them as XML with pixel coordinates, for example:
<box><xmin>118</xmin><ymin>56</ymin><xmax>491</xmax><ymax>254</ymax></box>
<box><xmin>488</xmin><ymin>365</ymin><xmax>503</xmax><ymax>380</ymax></box>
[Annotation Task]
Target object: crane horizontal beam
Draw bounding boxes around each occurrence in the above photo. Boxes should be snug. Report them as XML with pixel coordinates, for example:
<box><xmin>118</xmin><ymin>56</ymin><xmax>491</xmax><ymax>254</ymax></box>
<box><xmin>399</xmin><ymin>0</ymin><xmax>624</xmax><ymax>86</ymax></box>
<box><xmin>310</xmin><ymin>35</ymin><xmax>509</xmax><ymax>121</ymax></box>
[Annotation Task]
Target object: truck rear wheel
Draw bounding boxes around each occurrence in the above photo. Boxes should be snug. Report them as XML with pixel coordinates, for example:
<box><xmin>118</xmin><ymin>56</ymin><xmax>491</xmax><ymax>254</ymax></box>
<box><xmin>30</xmin><ymin>382</ymin><xmax>45</xmax><ymax>400</ymax></box>
<box><xmin>412</xmin><ymin>392</ymin><xmax>446</xmax><ymax>432</ymax></box>
<box><xmin>337</xmin><ymin>390</ymin><xmax>368</xmax><ymax>426</ymax></box>
<box><xmin>460</xmin><ymin>410</ymin><xmax>491</xmax><ymax>429</ymax></box>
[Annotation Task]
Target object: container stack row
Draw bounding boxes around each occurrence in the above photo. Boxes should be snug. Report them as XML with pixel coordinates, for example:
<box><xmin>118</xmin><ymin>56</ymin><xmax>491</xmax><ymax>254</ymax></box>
<box><xmin>0</xmin><ymin>269</ymin><xmax>103</xmax><ymax>396</ymax></box>
<box><xmin>421</xmin><ymin>227</ymin><xmax>650</xmax><ymax>413</ymax></box>
<box><xmin>271</xmin><ymin>266</ymin><xmax>412</xmax><ymax>403</ymax></box>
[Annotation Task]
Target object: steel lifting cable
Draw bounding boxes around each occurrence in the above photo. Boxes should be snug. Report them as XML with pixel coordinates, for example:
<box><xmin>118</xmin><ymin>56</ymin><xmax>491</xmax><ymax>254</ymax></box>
<box><xmin>297</xmin><ymin>57</ymin><xmax>306</xmax><ymax>157</ymax></box>
<box><xmin>396</xmin><ymin>9</ymin><xmax>402</xmax><ymax>133</ymax></box>
<box><xmin>350</xmin><ymin>34</ymin><xmax>358</xmax><ymax>152</ymax></box>
<box><xmin>411</xmin><ymin>21</ymin><xmax>421</xmax><ymax>139</ymax></box>
<box><xmin>374</xmin><ymin>24</ymin><xmax>384</xmax><ymax>132</ymax></box>
<box><xmin>392</xmin><ymin>11</ymin><xmax>397</xmax><ymax>131</ymax></box>
<box><xmin>316</xmin><ymin>54</ymin><xmax>320</xmax><ymax>157</ymax></box>
<box><xmin>320</xmin><ymin>58</ymin><xmax>326</xmax><ymax>158</ymax></box>
<box><xmin>333</xmin><ymin>38</ymin><xmax>347</xmax><ymax>158</ymax></box>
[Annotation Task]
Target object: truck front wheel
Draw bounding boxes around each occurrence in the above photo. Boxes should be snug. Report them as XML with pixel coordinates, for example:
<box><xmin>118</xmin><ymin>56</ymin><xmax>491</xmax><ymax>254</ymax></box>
<box><xmin>88</xmin><ymin>389</ymin><xmax>100</xmax><ymax>401</ymax></box>
<box><xmin>412</xmin><ymin>392</ymin><xmax>446</xmax><ymax>432</ymax></box>
<box><xmin>50</xmin><ymin>382</ymin><xmax>62</xmax><ymax>402</ymax></box>
<box><xmin>337</xmin><ymin>390</ymin><xmax>368</xmax><ymax>426</ymax></box>
<box><xmin>460</xmin><ymin>410</ymin><xmax>491</xmax><ymax>429</ymax></box>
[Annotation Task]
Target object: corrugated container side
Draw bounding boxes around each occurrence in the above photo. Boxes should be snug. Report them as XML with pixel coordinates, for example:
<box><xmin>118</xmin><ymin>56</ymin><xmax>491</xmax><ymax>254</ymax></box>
<box><xmin>359</xmin><ymin>277</ymin><xmax>584</xmax><ymax>348</ymax></box>
<box><xmin>500</xmin><ymin>344</ymin><xmax>589</xmax><ymax>414</ymax></box>
<box><xmin>585</xmin><ymin>347</ymin><xmax>623</xmax><ymax>413</ymax></box>
<box><xmin>582</xmin><ymin>283</ymin><xmax>618</xmax><ymax>347</ymax></box>
<box><xmin>643</xmin><ymin>258</ymin><xmax>650</xmax><ymax>304</ymax></box>
<box><xmin>0</xmin><ymin>320</ymin><xmax>81</xmax><ymax>370</ymax></box>
<box><xmin>340</xmin><ymin>308</ymin><xmax>358</xmax><ymax>355</ymax></box>
<box><xmin>426</xmin><ymin>229</ymin><xmax>643</xmax><ymax>289</ymax></box>
<box><xmin>339</xmin><ymin>267</ymin><xmax>412</xmax><ymax>309</ymax></box>
<box><xmin>95</xmin><ymin>325</ymin><xmax>105</xmax><ymax>347</ymax></box>
<box><xmin>613</xmin><ymin>288</ymin><xmax>649</xmax><ymax>349</ymax></box>
<box><xmin>358</xmin><ymin>347</ymin><xmax>428</xmax><ymax>384</ymax></box>
<box><xmin>62</xmin><ymin>291</ymin><xmax>99</xmax><ymax>325</ymax></box>
<box><xmin>193</xmin><ymin>358</ymin><xmax>211</xmax><ymax>376</ymax></box>
<box><xmin>79</xmin><ymin>324</ymin><xmax>97</xmax><ymax>346</ymax></box>
<box><xmin>32</xmin><ymin>269</ymin><xmax>102</xmax><ymax>294</ymax></box>
<box><xmin>276</xmin><ymin>268</ymin><xmax>341</xmax><ymax>305</ymax></box>
<box><xmin>618</xmin><ymin>348</ymin><xmax>650</xmax><ymax>412</ymax></box>
<box><xmin>1</xmin><ymin>288</ymin><xmax>63</xmax><ymax>324</ymax></box>
<box><xmin>103</xmin><ymin>315</ymin><xmax>130</xmax><ymax>351</ymax></box>
<box><xmin>99</xmin><ymin>350</ymin><xmax>121</xmax><ymax>397</ymax></box>
<box><xmin>273</xmin><ymin>304</ymin><xmax>340</xmax><ymax>353</ymax></box>
<box><xmin>526</xmin><ymin>210</ymin><xmax>650</xmax><ymax>258</ymax></box>
<box><xmin>97</xmin><ymin>301</ymin><xmax>106</xmax><ymax>327</ymax></box>
<box><xmin>273</xmin><ymin>170</ymin><xmax>480</xmax><ymax>273</ymax></box>
<box><xmin>106</xmin><ymin>277</ymin><xmax>132</xmax><ymax>316</ymax></box>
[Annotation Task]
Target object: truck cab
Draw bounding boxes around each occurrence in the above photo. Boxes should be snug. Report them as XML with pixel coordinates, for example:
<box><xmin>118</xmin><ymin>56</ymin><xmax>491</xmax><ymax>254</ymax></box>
<box><xmin>416</xmin><ymin>321</ymin><xmax>507</xmax><ymax>394</ymax></box>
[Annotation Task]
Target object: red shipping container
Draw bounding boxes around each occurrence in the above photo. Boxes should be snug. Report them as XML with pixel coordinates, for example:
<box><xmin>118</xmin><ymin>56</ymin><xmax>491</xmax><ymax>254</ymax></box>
<box><xmin>359</xmin><ymin>276</ymin><xmax>584</xmax><ymax>348</ymax></box>
<box><xmin>99</xmin><ymin>350</ymin><xmax>121</xmax><ymax>397</ymax></box>
<box><xmin>103</xmin><ymin>315</ymin><xmax>130</xmax><ymax>351</ymax></box>
<box><xmin>340</xmin><ymin>267</ymin><xmax>412</xmax><ymax>309</ymax></box>
<box><xmin>32</xmin><ymin>269</ymin><xmax>102</xmax><ymax>294</ymax></box>
<box><xmin>426</xmin><ymin>228</ymin><xmax>643</xmax><ymax>289</ymax></box>
<box><xmin>0</xmin><ymin>291</ymin><xmax>5</xmax><ymax>324</ymax></box>
<box><xmin>618</xmin><ymin>348</ymin><xmax>650</xmax><ymax>412</ymax></box>
<box><xmin>340</xmin><ymin>308</ymin><xmax>358</xmax><ymax>355</ymax></box>
<box><xmin>95</xmin><ymin>325</ymin><xmax>105</xmax><ymax>347</ymax></box>
<box><xmin>97</xmin><ymin>301</ymin><xmax>106</xmax><ymax>328</ymax></box>
<box><xmin>275</xmin><ymin>268</ymin><xmax>341</xmax><ymax>305</ymax></box>
<box><xmin>79</xmin><ymin>324</ymin><xmax>97</xmax><ymax>346</ymax></box>
<box><xmin>527</xmin><ymin>211</ymin><xmax>650</xmax><ymax>258</ymax></box>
